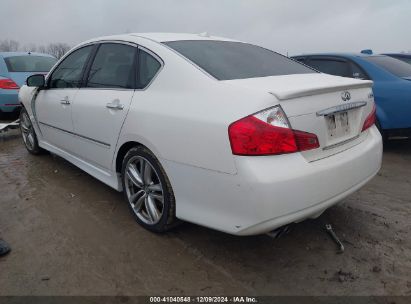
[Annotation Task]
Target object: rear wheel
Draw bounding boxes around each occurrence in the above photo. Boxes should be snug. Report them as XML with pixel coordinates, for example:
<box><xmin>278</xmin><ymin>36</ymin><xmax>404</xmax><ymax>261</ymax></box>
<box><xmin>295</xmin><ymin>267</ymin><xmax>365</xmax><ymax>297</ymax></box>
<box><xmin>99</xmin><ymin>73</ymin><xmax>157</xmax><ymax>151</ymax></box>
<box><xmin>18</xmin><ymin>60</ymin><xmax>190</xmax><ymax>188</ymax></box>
<box><xmin>121</xmin><ymin>146</ymin><xmax>177</xmax><ymax>233</ymax></box>
<box><xmin>20</xmin><ymin>108</ymin><xmax>44</xmax><ymax>155</ymax></box>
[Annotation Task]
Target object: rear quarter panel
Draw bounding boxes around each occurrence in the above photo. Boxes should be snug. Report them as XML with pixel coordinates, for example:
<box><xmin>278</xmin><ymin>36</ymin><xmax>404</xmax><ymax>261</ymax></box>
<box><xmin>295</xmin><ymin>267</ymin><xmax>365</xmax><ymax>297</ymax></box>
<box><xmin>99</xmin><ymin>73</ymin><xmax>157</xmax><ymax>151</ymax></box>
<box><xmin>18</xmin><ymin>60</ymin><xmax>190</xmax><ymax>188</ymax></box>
<box><xmin>372</xmin><ymin>81</ymin><xmax>411</xmax><ymax>129</ymax></box>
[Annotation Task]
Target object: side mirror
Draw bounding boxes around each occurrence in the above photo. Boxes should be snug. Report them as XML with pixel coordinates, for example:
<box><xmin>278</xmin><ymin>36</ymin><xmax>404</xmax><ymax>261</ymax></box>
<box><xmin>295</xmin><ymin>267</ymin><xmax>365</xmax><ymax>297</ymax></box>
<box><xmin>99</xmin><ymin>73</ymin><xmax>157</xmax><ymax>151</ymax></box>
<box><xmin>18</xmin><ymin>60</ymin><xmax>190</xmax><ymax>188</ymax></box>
<box><xmin>26</xmin><ymin>74</ymin><xmax>45</xmax><ymax>87</ymax></box>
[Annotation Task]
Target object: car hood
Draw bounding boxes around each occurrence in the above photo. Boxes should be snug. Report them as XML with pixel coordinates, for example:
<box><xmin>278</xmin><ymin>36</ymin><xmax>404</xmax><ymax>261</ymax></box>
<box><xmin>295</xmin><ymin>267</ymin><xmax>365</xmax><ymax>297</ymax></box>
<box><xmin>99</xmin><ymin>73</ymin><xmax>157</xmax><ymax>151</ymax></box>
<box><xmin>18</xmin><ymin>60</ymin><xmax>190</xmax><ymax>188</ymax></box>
<box><xmin>221</xmin><ymin>73</ymin><xmax>373</xmax><ymax>100</ymax></box>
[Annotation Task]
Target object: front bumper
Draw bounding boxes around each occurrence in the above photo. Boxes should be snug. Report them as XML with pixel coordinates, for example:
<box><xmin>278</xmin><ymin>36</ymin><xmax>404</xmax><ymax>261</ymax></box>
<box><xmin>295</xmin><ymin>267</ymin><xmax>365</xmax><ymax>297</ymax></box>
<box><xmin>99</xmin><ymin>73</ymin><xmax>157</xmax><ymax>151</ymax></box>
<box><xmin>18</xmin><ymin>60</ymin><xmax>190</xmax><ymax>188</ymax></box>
<box><xmin>163</xmin><ymin>126</ymin><xmax>383</xmax><ymax>235</ymax></box>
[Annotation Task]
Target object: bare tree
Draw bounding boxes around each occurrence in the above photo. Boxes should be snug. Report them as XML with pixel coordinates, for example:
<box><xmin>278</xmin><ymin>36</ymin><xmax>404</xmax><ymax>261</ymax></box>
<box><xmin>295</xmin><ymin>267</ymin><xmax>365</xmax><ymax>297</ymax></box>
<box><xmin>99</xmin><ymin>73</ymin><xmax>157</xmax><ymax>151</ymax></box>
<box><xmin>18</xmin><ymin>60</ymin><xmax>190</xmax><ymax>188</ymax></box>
<box><xmin>0</xmin><ymin>39</ymin><xmax>20</xmax><ymax>52</ymax></box>
<box><xmin>0</xmin><ymin>40</ymin><xmax>71</xmax><ymax>58</ymax></box>
<box><xmin>23</xmin><ymin>43</ymin><xmax>37</xmax><ymax>52</ymax></box>
<box><xmin>37</xmin><ymin>45</ymin><xmax>47</xmax><ymax>53</ymax></box>
<box><xmin>46</xmin><ymin>43</ymin><xmax>71</xmax><ymax>59</ymax></box>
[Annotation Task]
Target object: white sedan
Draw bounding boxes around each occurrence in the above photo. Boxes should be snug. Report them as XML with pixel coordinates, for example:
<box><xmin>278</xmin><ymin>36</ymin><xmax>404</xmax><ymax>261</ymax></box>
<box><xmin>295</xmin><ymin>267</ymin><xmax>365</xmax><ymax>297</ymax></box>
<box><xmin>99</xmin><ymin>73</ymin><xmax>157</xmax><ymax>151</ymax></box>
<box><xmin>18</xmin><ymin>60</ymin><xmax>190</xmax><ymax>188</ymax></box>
<box><xmin>18</xmin><ymin>33</ymin><xmax>382</xmax><ymax>235</ymax></box>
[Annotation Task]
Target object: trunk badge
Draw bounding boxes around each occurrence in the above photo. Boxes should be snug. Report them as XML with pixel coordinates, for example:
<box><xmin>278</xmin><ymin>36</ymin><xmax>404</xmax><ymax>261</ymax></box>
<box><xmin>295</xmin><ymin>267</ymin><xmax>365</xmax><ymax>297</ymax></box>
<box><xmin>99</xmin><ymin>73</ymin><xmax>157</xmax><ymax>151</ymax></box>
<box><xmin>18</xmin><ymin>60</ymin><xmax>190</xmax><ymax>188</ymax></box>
<box><xmin>341</xmin><ymin>91</ymin><xmax>351</xmax><ymax>101</ymax></box>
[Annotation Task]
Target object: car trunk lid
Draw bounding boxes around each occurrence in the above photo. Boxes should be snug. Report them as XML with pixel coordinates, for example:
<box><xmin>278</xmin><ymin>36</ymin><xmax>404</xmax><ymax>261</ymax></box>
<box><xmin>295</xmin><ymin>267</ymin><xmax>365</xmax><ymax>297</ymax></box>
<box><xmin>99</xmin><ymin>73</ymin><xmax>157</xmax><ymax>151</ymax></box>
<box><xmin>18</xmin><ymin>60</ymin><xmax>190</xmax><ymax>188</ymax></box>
<box><xmin>223</xmin><ymin>73</ymin><xmax>374</xmax><ymax>162</ymax></box>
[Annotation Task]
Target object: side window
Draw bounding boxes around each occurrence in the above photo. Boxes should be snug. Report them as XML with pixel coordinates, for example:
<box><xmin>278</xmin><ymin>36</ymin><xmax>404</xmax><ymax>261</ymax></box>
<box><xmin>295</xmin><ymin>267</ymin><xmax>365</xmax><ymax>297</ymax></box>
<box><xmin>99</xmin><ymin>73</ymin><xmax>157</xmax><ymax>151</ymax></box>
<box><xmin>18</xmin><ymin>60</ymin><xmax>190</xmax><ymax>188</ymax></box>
<box><xmin>350</xmin><ymin>62</ymin><xmax>369</xmax><ymax>80</ymax></box>
<box><xmin>87</xmin><ymin>43</ymin><xmax>136</xmax><ymax>89</ymax></box>
<box><xmin>138</xmin><ymin>49</ymin><xmax>161</xmax><ymax>89</ymax></box>
<box><xmin>307</xmin><ymin>59</ymin><xmax>351</xmax><ymax>78</ymax></box>
<box><xmin>49</xmin><ymin>46</ymin><xmax>93</xmax><ymax>89</ymax></box>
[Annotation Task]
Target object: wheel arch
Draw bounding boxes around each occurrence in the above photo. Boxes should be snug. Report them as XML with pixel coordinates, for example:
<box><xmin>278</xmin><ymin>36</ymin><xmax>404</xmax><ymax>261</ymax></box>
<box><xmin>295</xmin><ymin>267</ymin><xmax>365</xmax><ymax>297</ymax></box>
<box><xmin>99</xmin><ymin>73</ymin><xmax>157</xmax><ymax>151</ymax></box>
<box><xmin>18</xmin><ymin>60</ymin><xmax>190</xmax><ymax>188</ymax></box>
<box><xmin>115</xmin><ymin>137</ymin><xmax>165</xmax><ymax>173</ymax></box>
<box><xmin>115</xmin><ymin>141</ymin><xmax>145</xmax><ymax>173</ymax></box>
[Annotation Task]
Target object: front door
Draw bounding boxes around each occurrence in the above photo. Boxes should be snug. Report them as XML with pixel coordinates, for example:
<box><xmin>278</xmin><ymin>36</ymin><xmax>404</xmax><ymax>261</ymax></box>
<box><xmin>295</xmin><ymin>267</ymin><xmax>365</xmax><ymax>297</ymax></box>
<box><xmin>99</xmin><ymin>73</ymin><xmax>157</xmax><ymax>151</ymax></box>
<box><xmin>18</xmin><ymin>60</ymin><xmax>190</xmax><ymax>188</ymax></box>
<box><xmin>35</xmin><ymin>45</ymin><xmax>94</xmax><ymax>152</ymax></box>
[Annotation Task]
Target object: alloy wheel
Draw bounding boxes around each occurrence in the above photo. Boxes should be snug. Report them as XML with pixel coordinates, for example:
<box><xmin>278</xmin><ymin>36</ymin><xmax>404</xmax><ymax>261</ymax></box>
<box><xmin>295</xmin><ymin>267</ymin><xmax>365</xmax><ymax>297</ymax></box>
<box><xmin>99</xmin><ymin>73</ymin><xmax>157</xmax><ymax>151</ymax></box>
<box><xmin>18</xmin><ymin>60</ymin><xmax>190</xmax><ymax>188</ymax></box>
<box><xmin>20</xmin><ymin>112</ymin><xmax>35</xmax><ymax>151</ymax></box>
<box><xmin>124</xmin><ymin>156</ymin><xmax>164</xmax><ymax>225</ymax></box>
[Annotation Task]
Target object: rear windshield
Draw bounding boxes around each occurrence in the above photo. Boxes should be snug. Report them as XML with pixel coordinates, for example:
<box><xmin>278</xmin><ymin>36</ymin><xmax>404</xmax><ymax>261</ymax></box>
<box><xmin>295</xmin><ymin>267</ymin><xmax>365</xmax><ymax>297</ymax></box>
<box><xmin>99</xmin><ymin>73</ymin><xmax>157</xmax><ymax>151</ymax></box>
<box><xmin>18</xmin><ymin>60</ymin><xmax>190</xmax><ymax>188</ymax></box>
<box><xmin>363</xmin><ymin>56</ymin><xmax>411</xmax><ymax>78</ymax></box>
<box><xmin>4</xmin><ymin>55</ymin><xmax>57</xmax><ymax>72</ymax></box>
<box><xmin>164</xmin><ymin>40</ymin><xmax>315</xmax><ymax>80</ymax></box>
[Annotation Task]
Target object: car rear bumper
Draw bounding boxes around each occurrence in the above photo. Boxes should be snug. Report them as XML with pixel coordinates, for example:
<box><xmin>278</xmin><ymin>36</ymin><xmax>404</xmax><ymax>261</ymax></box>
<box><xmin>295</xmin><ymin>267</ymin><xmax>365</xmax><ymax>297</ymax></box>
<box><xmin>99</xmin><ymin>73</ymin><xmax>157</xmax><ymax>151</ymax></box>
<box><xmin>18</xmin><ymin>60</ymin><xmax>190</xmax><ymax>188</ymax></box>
<box><xmin>0</xmin><ymin>90</ymin><xmax>20</xmax><ymax>113</ymax></box>
<box><xmin>162</xmin><ymin>126</ymin><xmax>382</xmax><ymax>236</ymax></box>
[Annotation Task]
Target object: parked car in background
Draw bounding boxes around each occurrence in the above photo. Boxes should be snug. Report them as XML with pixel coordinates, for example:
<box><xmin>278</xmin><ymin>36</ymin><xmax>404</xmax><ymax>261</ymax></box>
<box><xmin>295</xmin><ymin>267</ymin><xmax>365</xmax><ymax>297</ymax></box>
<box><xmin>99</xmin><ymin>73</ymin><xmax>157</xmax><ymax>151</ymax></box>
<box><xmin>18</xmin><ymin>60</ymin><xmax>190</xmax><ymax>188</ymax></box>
<box><xmin>292</xmin><ymin>53</ymin><xmax>411</xmax><ymax>139</ymax></box>
<box><xmin>383</xmin><ymin>53</ymin><xmax>411</xmax><ymax>65</ymax></box>
<box><xmin>18</xmin><ymin>33</ymin><xmax>381</xmax><ymax>235</ymax></box>
<box><xmin>0</xmin><ymin>52</ymin><xmax>57</xmax><ymax>114</ymax></box>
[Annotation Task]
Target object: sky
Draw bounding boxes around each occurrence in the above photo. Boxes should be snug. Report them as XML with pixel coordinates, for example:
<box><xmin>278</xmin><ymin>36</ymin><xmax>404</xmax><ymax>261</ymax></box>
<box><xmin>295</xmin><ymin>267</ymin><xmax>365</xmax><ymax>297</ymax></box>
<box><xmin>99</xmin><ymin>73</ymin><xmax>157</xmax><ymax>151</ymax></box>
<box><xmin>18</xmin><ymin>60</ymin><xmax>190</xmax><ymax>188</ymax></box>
<box><xmin>1</xmin><ymin>0</ymin><xmax>410</xmax><ymax>55</ymax></box>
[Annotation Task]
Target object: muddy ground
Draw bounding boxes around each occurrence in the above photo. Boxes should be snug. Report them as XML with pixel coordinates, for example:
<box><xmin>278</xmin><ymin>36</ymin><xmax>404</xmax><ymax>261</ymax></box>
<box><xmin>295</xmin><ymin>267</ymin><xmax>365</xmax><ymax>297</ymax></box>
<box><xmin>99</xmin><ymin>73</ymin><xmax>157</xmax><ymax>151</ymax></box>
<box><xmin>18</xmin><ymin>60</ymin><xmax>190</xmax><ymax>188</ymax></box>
<box><xmin>0</xmin><ymin>122</ymin><xmax>410</xmax><ymax>296</ymax></box>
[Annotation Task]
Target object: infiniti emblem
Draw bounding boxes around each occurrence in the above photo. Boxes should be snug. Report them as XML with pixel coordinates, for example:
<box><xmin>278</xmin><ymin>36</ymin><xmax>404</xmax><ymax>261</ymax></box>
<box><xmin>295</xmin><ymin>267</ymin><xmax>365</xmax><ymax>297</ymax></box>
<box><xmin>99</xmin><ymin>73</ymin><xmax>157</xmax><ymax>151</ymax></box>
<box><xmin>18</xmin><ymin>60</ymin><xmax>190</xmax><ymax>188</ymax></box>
<box><xmin>341</xmin><ymin>91</ymin><xmax>351</xmax><ymax>101</ymax></box>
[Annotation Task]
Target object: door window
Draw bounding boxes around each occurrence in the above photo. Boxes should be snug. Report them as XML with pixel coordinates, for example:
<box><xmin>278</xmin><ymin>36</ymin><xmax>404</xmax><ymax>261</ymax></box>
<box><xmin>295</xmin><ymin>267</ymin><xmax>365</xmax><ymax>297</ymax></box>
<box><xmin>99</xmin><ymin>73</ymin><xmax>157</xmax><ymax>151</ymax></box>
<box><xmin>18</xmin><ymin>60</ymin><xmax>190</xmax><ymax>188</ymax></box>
<box><xmin>308</xmin><ymin>59</ymin><xmax>351</xmax><ymax>78</ymax></box>
<box><xmin>137</xmin><ymin>49</ymin><xmax>162</xmax><ymax>88</ymax></box>
<box><xmin>86</xmin><ymin>43</ymin><xmax>136</xmax><ymax>89</ymax></box>
<box><xmin>49</xmin><ymin>46</ymin><xmax>93</xmax><ymax>89</ymax></box>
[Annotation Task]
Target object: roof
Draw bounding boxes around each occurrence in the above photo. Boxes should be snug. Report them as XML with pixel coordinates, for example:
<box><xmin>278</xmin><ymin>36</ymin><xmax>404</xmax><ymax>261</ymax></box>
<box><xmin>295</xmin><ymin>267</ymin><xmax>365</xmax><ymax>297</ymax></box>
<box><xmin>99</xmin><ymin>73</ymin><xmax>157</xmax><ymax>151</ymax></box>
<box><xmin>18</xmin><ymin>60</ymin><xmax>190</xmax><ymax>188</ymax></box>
<box><xmin>130</xmin><ymin>32</ymin><xmax>239</xmax><ymax>43</ymax></box>
<box><xmin>0</xmin><ymin>51</ymin><xmax>55</xmax><ymax>58</ymax></box>
<box><xmin>82</xmin><ymin>32</ymin><xmax>240</xmax><ymax>46</ymax></box>
<box><xmin>292</xmin><ymin>52</ymin><xmax>383</xmax><ymax>58</ymax></box>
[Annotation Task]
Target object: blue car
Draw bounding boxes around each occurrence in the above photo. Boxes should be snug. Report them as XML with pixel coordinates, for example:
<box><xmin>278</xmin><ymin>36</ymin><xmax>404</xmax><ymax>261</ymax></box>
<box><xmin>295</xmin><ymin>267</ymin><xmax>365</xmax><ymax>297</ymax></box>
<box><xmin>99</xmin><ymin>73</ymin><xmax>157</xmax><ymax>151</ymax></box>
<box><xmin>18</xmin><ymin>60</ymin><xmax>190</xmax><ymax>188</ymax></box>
<box><xmin>0</xmin><ymin>52</ymin><xmax>57</xmax><ymax>114</ymax></box>
<box><xmin>292</xmin><ymin>53</ymin><xmax>411</xmax><ymax>138</ymax></box>
<box><xmin>383</xmin><ymin>53</ymin><xmax>411</xmax><ymax>65</ymax></box>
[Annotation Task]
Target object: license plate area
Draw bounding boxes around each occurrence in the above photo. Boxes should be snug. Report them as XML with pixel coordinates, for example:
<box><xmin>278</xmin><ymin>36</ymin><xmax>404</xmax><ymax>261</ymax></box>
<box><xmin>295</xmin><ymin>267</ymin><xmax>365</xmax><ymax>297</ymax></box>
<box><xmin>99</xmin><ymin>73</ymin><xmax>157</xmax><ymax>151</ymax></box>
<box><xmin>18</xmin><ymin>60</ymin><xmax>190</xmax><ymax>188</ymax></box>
<box><xmin>325</xmin><ymin>111</ymin><xmax>351</xmax><ymax>139</ymax></box>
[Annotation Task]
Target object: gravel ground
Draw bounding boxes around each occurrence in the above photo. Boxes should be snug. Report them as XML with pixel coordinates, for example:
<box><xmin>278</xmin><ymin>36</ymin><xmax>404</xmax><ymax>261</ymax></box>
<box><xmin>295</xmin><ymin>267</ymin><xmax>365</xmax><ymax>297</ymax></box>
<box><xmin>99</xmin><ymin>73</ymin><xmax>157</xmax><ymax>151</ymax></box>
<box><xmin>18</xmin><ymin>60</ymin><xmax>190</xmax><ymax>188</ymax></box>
<box><xmin>0</xmin><ymin>126</ymin><xmax>410</xmax><ymax>296</ymax></box>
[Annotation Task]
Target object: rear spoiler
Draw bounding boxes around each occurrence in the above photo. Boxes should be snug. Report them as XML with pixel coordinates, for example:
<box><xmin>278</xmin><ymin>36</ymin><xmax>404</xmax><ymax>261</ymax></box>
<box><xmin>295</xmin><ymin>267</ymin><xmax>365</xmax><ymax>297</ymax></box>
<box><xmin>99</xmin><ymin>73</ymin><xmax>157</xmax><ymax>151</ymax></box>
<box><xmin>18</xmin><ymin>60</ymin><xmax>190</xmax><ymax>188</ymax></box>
<box><xmin>270</xmin><ymin>80</ymin><xmax>373</xmax><ymax>101</ymax></box>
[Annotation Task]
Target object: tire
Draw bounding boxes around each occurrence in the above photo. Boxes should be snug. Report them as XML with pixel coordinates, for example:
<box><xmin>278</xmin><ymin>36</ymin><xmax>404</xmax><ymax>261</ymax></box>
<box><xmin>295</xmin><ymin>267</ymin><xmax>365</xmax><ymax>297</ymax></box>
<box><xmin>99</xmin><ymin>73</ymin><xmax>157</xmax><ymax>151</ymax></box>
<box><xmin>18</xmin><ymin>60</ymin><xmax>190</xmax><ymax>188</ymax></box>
<box><xmin>121</xmin><ymin>146</ymin><xmax>177</xmax><ymax>233</ymax></box>
<box><xmin>20</xmin><ymin>107</ymin><xmax>44</xmax><ymax>155</ymax></box>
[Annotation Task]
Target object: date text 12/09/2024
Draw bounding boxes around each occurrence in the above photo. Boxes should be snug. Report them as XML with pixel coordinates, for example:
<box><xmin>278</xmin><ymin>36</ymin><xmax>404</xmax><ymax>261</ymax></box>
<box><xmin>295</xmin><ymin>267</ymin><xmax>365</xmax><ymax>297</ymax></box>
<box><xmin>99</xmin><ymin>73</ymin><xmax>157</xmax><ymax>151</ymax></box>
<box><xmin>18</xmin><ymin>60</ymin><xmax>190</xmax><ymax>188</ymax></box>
<box><xmin>149</xmin><ymin>296</ymin><xmax>258</xmax><ymax>303</ymax></box>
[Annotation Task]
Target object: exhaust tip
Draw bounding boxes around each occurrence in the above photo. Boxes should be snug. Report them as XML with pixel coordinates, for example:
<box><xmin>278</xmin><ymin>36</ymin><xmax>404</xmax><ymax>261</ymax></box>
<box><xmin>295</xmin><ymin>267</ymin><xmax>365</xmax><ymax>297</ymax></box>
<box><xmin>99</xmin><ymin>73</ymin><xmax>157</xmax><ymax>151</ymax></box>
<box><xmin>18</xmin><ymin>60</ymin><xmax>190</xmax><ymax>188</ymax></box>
<box><xmin>266</xmin><ymin>224</ymin><xmax>293</xmax><ymax>239</ymax></box>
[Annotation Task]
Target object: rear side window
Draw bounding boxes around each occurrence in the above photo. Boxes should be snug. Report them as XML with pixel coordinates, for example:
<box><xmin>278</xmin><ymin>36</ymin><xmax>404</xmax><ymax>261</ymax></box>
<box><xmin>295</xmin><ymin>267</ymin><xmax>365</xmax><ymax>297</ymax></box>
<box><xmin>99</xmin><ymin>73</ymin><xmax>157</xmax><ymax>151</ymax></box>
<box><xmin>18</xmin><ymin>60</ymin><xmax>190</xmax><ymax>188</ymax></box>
<box><xmin>4</xmin><ymin>56</ymin><xmax>57</xmax><ymax>72</ymax></box>
<box><xmin>137</xmin><ymin>49</ymin><xmax>161</xmax><ymax>88</ymax></box>
<box><xmin>49</xmin><ymin>46</ymin><xmax>93</xmax><ymax>89</ymax></box>
<box><xmin>87</xmin><ymin>43</ymin><xmax>136</xmax><ymax>89</ymax></box>
<box><xmin>307</xmin><ymin>59</ymin><xmax>351</xmax><ymax>78</ymax></box>
<box><xmin>363</xmin><ymin>56</ymin><xmax>411</xmax><ymax>78</ymax></box>
<box><xmin>164</xmin><ymin>40</ymin><xmax>315</xmax><ymax>80</ymax></box>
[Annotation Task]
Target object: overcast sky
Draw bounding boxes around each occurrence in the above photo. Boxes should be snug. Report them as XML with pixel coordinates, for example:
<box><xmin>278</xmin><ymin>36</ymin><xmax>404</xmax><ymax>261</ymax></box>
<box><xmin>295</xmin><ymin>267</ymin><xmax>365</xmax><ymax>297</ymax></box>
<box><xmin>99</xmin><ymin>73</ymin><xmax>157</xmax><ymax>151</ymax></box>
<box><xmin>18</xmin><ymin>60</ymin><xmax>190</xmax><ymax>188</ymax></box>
<box><xmin>1</xmin><ymin>0</ymin><xmax>410</xmax><ymax>55</ymax></box>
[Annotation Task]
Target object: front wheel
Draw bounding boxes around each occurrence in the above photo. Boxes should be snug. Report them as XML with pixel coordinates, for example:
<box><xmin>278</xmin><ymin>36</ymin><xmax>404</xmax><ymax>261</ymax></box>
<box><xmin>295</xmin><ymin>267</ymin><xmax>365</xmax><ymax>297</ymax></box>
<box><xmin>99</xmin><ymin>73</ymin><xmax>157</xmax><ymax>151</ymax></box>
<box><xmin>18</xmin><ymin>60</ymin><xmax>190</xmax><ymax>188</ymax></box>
<box><xmin>121</xmin><ymin>146</ymin><xmax>177</xmax><ymax>233</ymax></box>
<box><xmin>20</xmin><ymin>108</ymin><xmax>44</xmax><ymax>155</ymax></box>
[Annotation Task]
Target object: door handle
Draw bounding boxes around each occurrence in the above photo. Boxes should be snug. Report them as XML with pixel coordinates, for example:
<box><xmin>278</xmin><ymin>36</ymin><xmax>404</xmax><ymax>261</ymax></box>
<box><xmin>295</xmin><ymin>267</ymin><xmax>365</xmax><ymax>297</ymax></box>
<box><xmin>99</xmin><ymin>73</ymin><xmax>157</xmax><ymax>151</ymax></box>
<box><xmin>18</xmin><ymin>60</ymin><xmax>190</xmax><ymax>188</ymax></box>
<box><xmin>106</xmin><ymin>102</ymin><xmax>124</xmax><ymax>110</ymax></box>
<box><xmin>60</xmin><ymin>96</ymin><xmax>70</xmax><ymax>105</ymax></box>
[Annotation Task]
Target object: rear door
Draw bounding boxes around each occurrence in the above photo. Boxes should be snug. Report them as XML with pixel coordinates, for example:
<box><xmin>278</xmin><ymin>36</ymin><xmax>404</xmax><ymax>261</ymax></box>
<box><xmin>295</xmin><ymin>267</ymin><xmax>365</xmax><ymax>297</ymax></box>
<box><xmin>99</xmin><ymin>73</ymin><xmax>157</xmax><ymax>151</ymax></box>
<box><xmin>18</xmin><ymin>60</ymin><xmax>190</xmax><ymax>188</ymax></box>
<box><xmin>35</xmin><ymin>45</ymin><xmax>94</xmax><ymax>152</ymax></box>
<box><xmin>70</xmin><ymin>42</ymin><xmax>137</xmax><ymax>170</ymax></box>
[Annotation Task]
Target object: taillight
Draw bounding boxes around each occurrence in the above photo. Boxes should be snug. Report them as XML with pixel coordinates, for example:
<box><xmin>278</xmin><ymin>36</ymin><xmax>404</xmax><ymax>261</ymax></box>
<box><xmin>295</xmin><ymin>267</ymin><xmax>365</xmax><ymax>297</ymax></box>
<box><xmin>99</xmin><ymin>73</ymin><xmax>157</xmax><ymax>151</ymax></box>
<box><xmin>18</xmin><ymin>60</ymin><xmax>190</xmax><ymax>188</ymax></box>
<box><xmin>0</xmin><ymin>78</ymin><xmax>19</xmax><ymax>89</ymax></box>
<box><xmin>362</xmin><ymin>104</ymin><xmax>376</xmax><ymax>132</ymax></box>
<box><xmin>228</xmin><ymin>106</ymin><xmax>319</xmax><ymax>156</ymax></box>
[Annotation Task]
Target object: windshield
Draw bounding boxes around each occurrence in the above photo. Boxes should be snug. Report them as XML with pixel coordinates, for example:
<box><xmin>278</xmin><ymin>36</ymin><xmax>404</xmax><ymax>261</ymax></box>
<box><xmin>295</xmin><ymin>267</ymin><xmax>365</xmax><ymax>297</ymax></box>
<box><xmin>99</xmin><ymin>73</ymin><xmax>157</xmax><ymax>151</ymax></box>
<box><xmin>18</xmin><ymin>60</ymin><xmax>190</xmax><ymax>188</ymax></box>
<box><xmin>4</xmin><ymin>55</ymin><xmax>57</xmax><ymax>72</ymax></box>
<box><xmin>164</xmin><ymin>40</ymin><xmax>316</xmax><ymax>80</ymax></box>
<box><xmin>363</xmin><ymin>56</ymin><xmax>411</xmax><ymax>78</ymax></box>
